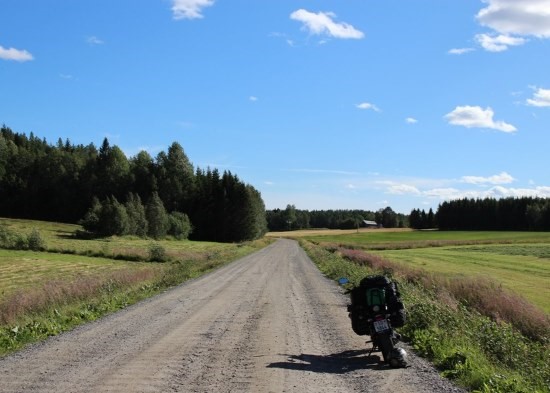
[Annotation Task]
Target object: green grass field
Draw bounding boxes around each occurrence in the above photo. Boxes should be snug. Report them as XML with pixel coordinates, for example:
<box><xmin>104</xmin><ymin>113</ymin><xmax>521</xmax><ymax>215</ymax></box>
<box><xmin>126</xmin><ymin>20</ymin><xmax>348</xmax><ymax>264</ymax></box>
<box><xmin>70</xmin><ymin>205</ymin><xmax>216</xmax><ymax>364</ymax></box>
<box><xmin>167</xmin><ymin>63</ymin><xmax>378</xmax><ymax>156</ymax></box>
<box><xmin>299</xmin><ymin>230</ymin><xmax>550</xmax><ymax>313</ymax></box>
<box><xmin>0</xmin><ymin>217</ymin><xmax>270</xmax><ymax>318</ymax></box>
<box><xmin>0</xmin><ymin>250</ymin><xmax>160</xmax><ymax>300</ymax></box>
<box><xmin>374</xmin><ymin>244</ymin><xmax>550</xmax><ymax>313</ymax></box>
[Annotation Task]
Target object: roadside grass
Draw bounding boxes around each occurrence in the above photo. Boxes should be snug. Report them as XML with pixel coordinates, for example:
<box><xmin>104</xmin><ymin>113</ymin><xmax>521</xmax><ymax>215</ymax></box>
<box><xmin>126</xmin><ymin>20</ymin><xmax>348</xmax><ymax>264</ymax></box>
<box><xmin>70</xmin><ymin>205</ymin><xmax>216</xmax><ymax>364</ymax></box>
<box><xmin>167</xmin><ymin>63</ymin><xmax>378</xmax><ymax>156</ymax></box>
<box><xmin>371</xmin><ymin>245</ymin><xmax>550</xmax><ymax>313</ymax></box>
<box><xmin>0</xmin><ymin>218</ymin><xmax>272</xmax><ymax>357</ymax></box>
<box><xmin>300</xmin><ymin>239</ymin><xmax>550</xmax><ymax>393</ymax></box>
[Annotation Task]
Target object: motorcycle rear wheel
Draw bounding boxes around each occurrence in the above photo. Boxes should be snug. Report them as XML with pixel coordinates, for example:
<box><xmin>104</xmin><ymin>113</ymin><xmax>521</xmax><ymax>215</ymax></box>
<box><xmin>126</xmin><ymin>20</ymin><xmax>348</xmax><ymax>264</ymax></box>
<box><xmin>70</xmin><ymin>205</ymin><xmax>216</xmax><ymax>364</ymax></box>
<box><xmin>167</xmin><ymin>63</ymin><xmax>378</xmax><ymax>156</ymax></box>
<box><xmin>376</xmin><ymin>334</ymin><xmax>394</xmax><ymax>364</ymax></box>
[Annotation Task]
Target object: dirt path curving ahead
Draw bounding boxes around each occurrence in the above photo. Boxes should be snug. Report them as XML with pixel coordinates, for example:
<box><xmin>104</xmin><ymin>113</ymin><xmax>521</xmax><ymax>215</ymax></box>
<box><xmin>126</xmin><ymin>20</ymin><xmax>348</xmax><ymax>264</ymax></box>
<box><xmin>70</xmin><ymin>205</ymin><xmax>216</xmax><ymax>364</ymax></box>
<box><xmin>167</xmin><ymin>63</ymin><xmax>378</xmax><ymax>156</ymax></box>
<box><xmin>0</xmin><ymin>239</ymin><xmax>464</xmax><ymax>393</ymax></box>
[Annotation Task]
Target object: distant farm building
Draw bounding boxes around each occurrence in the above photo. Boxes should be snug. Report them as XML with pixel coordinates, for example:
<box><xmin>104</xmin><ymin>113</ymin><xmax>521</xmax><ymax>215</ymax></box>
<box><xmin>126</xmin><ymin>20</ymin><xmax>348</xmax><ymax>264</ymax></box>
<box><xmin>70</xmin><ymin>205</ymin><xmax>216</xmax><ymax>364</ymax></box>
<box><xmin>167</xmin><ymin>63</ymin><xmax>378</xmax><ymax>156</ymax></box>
<box><xmin>363</xmin><ymin>220</ymin><xmax>378</xmax><ymax>228</ymax></box>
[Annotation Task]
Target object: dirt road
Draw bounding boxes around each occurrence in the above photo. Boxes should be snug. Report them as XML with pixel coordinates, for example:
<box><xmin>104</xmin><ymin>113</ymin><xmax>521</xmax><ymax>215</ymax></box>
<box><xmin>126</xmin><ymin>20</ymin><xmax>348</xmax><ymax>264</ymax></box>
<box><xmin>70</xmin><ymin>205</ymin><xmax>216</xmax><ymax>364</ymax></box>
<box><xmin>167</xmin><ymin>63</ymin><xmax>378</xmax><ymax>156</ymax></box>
<box><xmin>0</xmin><ymin>239</ymin><xmax>463</xmax><ymax>393</ymax></box>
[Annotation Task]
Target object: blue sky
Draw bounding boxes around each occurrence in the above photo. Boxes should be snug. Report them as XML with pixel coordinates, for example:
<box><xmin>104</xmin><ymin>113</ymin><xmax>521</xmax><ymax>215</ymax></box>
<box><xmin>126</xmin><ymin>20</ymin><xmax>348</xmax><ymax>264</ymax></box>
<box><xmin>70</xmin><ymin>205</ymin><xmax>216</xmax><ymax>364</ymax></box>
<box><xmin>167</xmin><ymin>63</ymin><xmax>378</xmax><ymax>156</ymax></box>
<box><xmin>1</xmin><ymin>0</ymin><xmax>550</xmax><ymax>214</ymax></box>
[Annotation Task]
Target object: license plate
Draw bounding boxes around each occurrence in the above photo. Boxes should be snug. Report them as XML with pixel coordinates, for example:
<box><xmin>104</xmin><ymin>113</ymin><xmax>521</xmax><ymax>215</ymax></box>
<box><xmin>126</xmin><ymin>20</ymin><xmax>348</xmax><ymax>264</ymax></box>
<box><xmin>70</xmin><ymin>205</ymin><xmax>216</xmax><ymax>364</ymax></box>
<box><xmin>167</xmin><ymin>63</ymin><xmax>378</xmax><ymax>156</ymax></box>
<box><xmin>373</xmin><ymin>319</ymin><xmax>390</xmax><ymax>332</ymax></box>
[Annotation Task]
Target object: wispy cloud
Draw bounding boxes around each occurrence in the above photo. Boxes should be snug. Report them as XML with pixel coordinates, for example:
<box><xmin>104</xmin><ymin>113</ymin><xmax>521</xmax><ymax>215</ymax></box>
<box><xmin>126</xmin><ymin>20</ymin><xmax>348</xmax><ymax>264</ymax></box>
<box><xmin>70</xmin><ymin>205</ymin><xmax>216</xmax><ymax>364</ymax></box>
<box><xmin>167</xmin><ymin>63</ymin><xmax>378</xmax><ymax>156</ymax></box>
<box><xmin>461</xmin><ymin>172</ymin><xmax>515</xmax><ymax>185</ymax></box>
<box><xmin>356</xmin><ymin>102</ymin><xmax>380</xmax><ymax>112</ymax></box>
<box><xmin>475</xmin><ymin>33</ymin><xmax>526</xmax><ymax>52</ymax></box>
<box><xmin>444</xmin><ymin>105</ymin><xmax>517</xmax><ymax>133</ymax></box>
<box><xmin>290</xmin><ymin>9</ymin><xmax>364</xmax><ymax>39</ymax></box>
<box><xmin>448</xmin><ymin>47</ymin><xmax>474</xmax><ymax>55</ymax></box>
<box><xmin>423</xmin><ymin>186</ymin><xmax>550</xmax><ymax>201</ymax></box>
<box><xmin>527</xmin><ymin>87</ymin><xmax>550</xmax><ymax>107</ymax></box>
<box><xmin>249</xmin><ymin>96</ymin><xmax>258</xmax><ymax>102</ymax></box>
<box><xmin>474</xmin><ymin>0</ymin><xmax>550</xmax><ymax>51</ymax></box>
<box><xmin>377</xmin><ymin>173</ymin><xmax>550</xmax><ymax>203</ymax></box>
<box><xmin>172</xmin><ymin>0</ymin><xmax>215</xmax><ymax>20</ymax></box>
<box><xmin>387</xmin><ymin>184</ymin><xmax>421</xmax><ymax>195</ymax></box>
<box><xmin>0</xmin><ymin>45</ymin><xmax>34</xmax><ymax>62</ymax></box>
<box><xmin>288</xmin><ymin>168</ymin><xmax>361</xmax><ymax>176</ymax></box>
<box><xmin>86</xmin><ymin>36</ymin><xmax>104</xmax><ymax>45</ymax></box>
<box><xmin>405</xmin><ymin>117</ymin><xmax>418</xmax><ymax>124</ymax></box>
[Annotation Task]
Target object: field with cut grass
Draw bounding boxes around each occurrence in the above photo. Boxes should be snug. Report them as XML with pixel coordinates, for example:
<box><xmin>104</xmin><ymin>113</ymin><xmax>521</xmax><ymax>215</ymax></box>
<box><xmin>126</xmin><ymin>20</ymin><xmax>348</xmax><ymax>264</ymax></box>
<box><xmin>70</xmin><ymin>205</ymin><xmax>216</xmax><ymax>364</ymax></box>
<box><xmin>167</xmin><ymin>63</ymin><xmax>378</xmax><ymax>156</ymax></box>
<box><xmin>0</xmin><ymin>217</ymin><xmax>271</xmax><ymax>355</ymax></box>
<box><xmin>292</xmin><ymin>229</ymin><xmax>550</xmax><ymax>313</ymax></box>
<box><xmin>0</xmin><ymin>250</ymin><xmax>161</xmax><ymax>300</ymax></box>
<box><xmin>374</xmin><ymin>244</ymin><xmax>550</xmax><ymax>313</ymax></box>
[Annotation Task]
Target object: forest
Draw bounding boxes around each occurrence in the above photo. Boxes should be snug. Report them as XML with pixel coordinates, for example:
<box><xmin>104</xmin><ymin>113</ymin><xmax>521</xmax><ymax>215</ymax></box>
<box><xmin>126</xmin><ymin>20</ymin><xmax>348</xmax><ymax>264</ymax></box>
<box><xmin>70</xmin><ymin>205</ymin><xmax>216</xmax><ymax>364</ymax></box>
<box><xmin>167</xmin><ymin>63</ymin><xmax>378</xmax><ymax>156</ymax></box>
<box><xmin>266</xmin><ymin>205</ymin><xmax>408</xmax><ymax>231</ymax></box>
<box><xmin>411</xmin><ymin>197</ymin><xmax>550</xmax><ymax>230</ymax></box>
<box><xmin>0</xmin><ymin>126</ymin><xmax>267</xmax><ymax>242</ymax></box>
<box><xmin>2</xmin><ymin>126</ymin><xmax>550</xmax><ymax>239</ymax></box>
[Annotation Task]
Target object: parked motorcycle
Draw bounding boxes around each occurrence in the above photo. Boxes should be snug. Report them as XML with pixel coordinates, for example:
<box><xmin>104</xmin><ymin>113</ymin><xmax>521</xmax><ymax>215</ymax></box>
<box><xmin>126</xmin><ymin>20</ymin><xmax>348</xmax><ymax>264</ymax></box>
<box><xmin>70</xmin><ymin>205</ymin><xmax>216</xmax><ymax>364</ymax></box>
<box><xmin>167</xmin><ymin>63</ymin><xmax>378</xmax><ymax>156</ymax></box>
<box><xmin>341</xmin><ymin>275</ymin><xmax>408</xmax><ymax>368</ymax></box>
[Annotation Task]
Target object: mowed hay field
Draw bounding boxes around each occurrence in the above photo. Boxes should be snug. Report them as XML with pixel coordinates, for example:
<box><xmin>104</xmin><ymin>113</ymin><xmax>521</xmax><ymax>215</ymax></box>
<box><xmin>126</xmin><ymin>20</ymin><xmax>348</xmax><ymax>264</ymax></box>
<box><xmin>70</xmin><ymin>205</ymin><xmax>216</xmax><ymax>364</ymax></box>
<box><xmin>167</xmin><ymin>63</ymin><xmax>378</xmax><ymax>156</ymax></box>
<box><xmin>284</xmin><ymin>229</ymin><xmax>550</xmax><ymax>313</ymax></box>
<box><xmin>0</xmin><ymin>218</ymin><xmax>270</xmax><ymax>317</ymax></box>
<box><xmin>0</xmin><ymin>250</ymin><xmax>161</xmax><ymax>300</ymax></box>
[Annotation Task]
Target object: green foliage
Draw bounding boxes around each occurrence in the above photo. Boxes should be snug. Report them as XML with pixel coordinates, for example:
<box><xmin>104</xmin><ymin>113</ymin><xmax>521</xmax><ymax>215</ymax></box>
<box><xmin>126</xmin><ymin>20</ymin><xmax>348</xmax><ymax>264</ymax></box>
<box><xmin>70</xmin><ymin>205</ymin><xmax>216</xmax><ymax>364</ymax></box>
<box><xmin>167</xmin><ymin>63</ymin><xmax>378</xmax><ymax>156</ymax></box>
<box><xmin>168</xmin><ymin>211</ymin><xmax>192</xmax><ymax>240</ymax></box>
<box><xmin>0</xmin><ymin>225</ymin><xmax>45</xmax><ymax>251</ymax></box>
<box><xmin>79</xmin><ymin>197</ymin><xmax>102</xmax><ymax>233</ymax></box>
<box><xmin>0</xmin><ymin>126</ymin><xmax>267</xmax><ymax>243</ymax></box>
<box><xmin>125</xmin><ymin>193</ymin><xmax>148</xmax><ymax>237</ymax></box>
<box><xmin>148</xmin><ymin>243</ymin><xmax>167</xmax><ymax>262</ymax></box>
<box><xmin>436</xmin><ymin>197</ymin><xmax>550</xmax><ymax>231</ymax></box>
<box><xmin>98</xmin><ymin>196</ymin><xmax>129</xmax><ymax>236</ymax></box>
<box><xmin>266</xmin><ymin>208</ymin><xmax>404</xmax><ymax>231</ymax></box>
<box><xmin>146</xmin><ymin>192</ymin><xmax>169</xmax><ymax>239</ymax></box>
<box><xmin>27</xmin><ymin>229</ymin><xmax>46</xmax><ymax>251</ymax></box>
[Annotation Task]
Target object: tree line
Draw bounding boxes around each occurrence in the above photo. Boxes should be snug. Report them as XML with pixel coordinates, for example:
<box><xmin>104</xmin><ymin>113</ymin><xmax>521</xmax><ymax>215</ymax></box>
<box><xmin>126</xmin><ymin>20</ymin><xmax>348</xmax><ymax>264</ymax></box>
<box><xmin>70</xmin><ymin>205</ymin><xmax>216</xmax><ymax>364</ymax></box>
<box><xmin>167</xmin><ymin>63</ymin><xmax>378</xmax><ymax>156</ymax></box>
<box><xmin>410</xmin><ymin>197</ymin><xmax>550</xmax><ymax>231</ymax></box>
<box><xmin>0</xmin><ymin>125</ymin><xmax>267</xmax><ymax>242</ymax></box>
<box><xmin>266</xmin><ymin>205</ymin><xmax>408</xmax><ymax>231</ymax></box>
<box><xmin>435</xmin><ymin>197</ymin><xmax>550</xmax><ymax>231</ymax></box>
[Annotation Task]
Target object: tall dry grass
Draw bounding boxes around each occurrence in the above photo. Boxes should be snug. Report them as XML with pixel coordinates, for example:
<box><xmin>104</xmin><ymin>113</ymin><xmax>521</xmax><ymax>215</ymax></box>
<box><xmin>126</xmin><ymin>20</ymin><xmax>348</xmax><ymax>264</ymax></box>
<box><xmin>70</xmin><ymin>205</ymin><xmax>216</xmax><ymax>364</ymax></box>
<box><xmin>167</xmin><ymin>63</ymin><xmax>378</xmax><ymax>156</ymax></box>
<box><xmin>336</xmin><ymin>247</ymin><xmax>550</xmax><ymax>342</ymax></box>
<box><xmin>0</xmin><ymin>268</ymin><xmax>158</xmax><ymax>325</ymax></box>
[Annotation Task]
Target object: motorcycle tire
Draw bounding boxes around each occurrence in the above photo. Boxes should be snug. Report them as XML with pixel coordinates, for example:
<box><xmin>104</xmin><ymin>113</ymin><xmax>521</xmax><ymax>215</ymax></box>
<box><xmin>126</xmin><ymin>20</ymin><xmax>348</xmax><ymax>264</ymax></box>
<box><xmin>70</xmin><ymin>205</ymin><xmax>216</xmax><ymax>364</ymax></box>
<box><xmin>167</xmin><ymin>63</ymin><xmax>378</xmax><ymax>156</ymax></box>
<box><xmin>377</xmin><ymin>334</ymin><xmax>394</xmax><ymax>364</ymax></box>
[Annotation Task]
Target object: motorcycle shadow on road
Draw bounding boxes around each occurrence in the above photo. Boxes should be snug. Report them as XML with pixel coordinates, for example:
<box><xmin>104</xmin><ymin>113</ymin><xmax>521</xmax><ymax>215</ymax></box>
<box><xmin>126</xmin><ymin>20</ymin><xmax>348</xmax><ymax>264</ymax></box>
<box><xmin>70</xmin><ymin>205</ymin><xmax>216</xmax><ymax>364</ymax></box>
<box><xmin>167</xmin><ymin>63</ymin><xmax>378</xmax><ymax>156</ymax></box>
<box><xmin>266</xmin><ymin>349</ymin><xmax>388</xmax><ymax>374</ymax></box>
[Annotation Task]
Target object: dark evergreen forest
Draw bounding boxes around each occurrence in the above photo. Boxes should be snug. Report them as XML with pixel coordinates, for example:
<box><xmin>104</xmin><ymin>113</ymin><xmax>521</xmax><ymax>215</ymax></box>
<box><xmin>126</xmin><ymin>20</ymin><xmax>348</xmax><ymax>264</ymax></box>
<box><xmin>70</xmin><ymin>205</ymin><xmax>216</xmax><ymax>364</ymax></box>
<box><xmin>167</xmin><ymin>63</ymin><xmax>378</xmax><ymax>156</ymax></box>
<box><xmin>266</xmin><ymin>205</ymin><xmax>408</xmax><ymax>231</ymax></box>
<box><xmin>410</xmin><ymin>197</ymin><xmax>550</xmax><ymax>231</ymax></box>
<box><xmin>0</xmin><ymin>126</ymin><xmax>267</xmax><ymax>242</ymax></box>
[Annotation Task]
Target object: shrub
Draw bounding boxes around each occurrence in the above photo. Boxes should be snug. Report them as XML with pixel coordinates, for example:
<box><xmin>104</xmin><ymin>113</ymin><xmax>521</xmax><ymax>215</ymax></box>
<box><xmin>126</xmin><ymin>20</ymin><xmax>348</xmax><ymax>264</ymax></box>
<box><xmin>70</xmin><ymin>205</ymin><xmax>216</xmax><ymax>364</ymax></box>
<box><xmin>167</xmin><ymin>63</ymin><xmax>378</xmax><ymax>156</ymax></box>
<box><xmin>168</xmin><ymin>211</ymin><xmax>193</xmax><ymax>240</ymax></box>
<box><xmin>27</xmin><ymin>229</ymin><xmax>45</xmax><ymax>251</ymax></box>
<box><xmin>148</xmin><ymin>243</ymin><xmax>167</xmax><ymax>262</ymax></box>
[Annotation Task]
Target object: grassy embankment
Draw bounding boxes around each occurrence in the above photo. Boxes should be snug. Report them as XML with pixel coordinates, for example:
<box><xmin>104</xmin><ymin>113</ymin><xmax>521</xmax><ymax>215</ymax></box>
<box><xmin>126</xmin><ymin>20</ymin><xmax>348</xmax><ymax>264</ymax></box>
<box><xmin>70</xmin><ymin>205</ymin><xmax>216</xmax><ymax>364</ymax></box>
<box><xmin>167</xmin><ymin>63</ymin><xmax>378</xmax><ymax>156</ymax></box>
<box><xmin>0</xmin><ymin>218</ymin><xmax>272</xmax><ymax>357</ymax></box>
<box><xmin>292</xmin><ymin>229</ymin><xmax>549</xmax><ymax>393</ymax></box>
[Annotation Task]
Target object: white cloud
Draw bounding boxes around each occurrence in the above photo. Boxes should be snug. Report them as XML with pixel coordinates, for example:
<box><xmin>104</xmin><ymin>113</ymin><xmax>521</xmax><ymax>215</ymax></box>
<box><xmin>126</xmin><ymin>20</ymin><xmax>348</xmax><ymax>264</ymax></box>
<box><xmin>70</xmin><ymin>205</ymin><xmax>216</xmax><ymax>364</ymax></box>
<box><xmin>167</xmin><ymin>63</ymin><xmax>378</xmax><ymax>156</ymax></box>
<box><xmin>527</xmin><ymin>87</ymin><xmax>550</xmax><ymax>107</ymax></box>
<box><xmin>444</xmin><ymin>105</ymin><xmax>517</xmax><ymax>133</ymax></box>
<box><xmin>249</xmin><ymin>96</ymin><xmax>258</xmax><ymax>102</ymax></box>
<box><xmin>475</xmin><ymin>0</ymin><xmax>550</xmax><ymax>51</ymax></box>
<box><xmin>172</xmin><ymin>0</ymin><xmax>215</xmax><ymax>20</ymax></box>
<box><xmin>86</xmin><ymin>36</ymin><xmax>104</xmax><ymax>45</ymax></box>
<box><xmin>387</xmin><ymin>184</ymin><xmax>421</xmax><ymax>195</ymax></box>
<box><xmin>406</xmin><ymin>117</ymin><xmax>418</xmax><ymax>124</ymax></box>
<box><xmin>356</xmin><ymin>102</ymin><xmax>380</xmax><ymax>112</ymax></box>
<box><xmin>475</xmin><ymin>33</ymin><xmax>526</xmax><ymax>52</ymax></box>
<box><xmin>448</xmin><ymin>47</ymin><xmax>474</xmax><ymax>55</ymax></box>
<box><xmin>423</xmin><ymin>188</ymin><xmax>461</xmax><ymax>199</ymax></box>
<box><xmin>0</xmin><ymin>45</ymin><xmax>33</xmax><ymax>62</ymax></box>
<box><xmin>461</xmin><ymin>171</ymin><xmax>515</xmax><ymax>185</ymax></box>
<box><xmin>290</xmin><ymin>9</ymin><xmax>364</xmax><ymax>39</ymax></box>
<box><xmin>476</xmin><ymin>0</ymin><xmax>550</xmax><ymax>38</ymax></box>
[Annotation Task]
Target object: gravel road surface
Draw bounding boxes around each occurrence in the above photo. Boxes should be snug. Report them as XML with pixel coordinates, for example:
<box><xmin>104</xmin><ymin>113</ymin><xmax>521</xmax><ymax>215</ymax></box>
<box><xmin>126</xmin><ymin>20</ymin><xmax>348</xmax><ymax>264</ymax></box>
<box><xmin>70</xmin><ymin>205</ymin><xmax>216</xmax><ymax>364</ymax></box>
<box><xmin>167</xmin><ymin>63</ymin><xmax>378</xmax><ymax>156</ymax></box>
<box><xmin>0</xmin><ymin>239</ymin><xmax>465</xmax><ymax>393</ymax></box>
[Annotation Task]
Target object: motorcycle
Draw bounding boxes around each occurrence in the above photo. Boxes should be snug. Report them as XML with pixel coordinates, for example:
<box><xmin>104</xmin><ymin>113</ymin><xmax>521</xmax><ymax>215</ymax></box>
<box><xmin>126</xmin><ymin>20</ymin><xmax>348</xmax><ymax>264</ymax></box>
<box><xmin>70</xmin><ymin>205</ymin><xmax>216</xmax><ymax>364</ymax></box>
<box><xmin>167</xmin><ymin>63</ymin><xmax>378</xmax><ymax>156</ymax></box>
<box><xmin>340</xmin><ymin>277</ymin><xmax>408</xmax><ymax>368</ymax></box>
